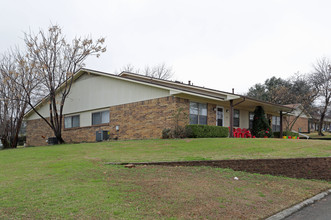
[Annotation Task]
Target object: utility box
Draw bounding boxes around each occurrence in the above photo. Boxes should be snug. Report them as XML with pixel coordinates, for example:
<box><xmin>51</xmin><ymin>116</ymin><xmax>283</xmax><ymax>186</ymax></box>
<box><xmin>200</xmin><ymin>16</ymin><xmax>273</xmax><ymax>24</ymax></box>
<box><xmin>48</xmin><ymin>137</ymin><xmax>58</xmax><ymax>145</ymax></box>
<box><xmin>96</xmin><ymin>130</ymin><xmax>109</xmax><ymax>142</ymax></box>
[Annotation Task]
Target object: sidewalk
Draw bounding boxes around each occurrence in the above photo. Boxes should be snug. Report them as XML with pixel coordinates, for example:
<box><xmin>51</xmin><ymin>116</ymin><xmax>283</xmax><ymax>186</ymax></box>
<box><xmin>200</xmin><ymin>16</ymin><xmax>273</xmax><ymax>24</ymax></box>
<box><xmin>284</xmin><ymin>194</ymin><xmax>331</xmax><ymax>220</ymax></box>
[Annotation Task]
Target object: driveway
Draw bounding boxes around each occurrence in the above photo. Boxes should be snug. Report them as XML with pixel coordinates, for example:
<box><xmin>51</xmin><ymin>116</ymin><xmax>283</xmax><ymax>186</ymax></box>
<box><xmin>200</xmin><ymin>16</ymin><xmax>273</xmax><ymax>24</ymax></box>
<box><xmin>284</xmin><ymin>194</ymin><xmax>331</xmax><ymax>220</ymax></box>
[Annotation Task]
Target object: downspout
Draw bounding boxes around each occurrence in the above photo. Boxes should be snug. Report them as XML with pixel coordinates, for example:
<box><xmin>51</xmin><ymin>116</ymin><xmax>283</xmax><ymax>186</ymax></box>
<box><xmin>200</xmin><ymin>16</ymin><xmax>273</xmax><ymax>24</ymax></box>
<box><xmin>229</xmin><ymin>100</ymin><xmax>234</xmax><ymax>138</ymax></box>
<box><xmin>280</xmin><ymin>110</ymin><xmax>283</xmax><ymax>138</ymax></box>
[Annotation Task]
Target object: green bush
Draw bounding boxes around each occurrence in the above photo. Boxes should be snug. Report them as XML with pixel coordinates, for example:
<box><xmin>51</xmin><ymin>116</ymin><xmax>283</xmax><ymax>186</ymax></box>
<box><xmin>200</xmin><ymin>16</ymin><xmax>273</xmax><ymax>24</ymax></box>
<box><xmin>185</xmin><ymin>125</ymin><xmax>228</xmax><ymax>138</ymax></box>
<box><xmin>273</xmin><ymin>131</ymin><xmax>298</xmax><ymax>138</ymax></box>
<box><xmin>251</xmin><ymin>106</ymin><xmax>273</xmax><ymax>138</ymax></box>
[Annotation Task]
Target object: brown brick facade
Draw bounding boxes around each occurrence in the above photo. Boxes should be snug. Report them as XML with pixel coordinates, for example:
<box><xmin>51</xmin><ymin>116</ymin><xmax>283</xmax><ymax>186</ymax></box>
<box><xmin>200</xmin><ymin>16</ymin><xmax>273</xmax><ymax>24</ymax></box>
<box><xmin>207</xmin><ymin>103</ymin><xmax>217</xmax><ymax>126</ymax></box>
<box><xmin>283</xmin><ymin>115</ymin><xmax>309</xmax><ymax>133</ymax></box>
<box><xmin>26</xmin><ymin>96</ymin><xmax>191</xmax><ymax>146</ymax></box>
<box><xmin>109</xmin><ymin>96</ymin><xmax>189</xmax><ymax>140</ymax></box>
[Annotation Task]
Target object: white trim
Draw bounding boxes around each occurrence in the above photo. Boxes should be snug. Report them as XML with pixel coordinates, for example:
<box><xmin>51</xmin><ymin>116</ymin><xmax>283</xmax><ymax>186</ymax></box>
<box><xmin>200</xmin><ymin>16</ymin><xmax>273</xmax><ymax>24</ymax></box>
<box><xmin>91</xmin><ymin>109</ymin><xmax>110</xmax><ymax>125</ymax></box>
<box><xmin>216</xmin><ymin>106</ymin><xmax>224</xmax><ymax>126</ymax></box>
<box><xmin>189</xmin><ymin>101</ymin><xmax>208</xmax><ymax>125</ymax></box>
<box><xmin>64</xmin><ymin>114</ymin><xmax>80</xmax><ymax>129</ymax></box>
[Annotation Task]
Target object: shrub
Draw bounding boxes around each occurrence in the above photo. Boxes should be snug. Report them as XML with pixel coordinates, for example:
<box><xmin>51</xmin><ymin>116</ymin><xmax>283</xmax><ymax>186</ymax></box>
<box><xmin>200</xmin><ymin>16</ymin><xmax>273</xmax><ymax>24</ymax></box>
<box><xmin>162</xmin><ymin>126</ymin><xmax>189</xmax><ymax>139</ymax></box>
<box><xmin>185</xmin><ymin>125</ymin><xmax>228</xmax><ymax>138</ymax></box>
<box><xmin>172</xmin><ymin>126</ymin><xmax>187</xmax><ymax>139</ymax></box>
<box><xmin>162</xmin><ymin>128</ymin><xmax>172</xmax><ymax>139</ymax></box>
<box><xmin>251</xmin><ymin>106</ymin><xmax>273</xmax><ymax>138</ymax></box>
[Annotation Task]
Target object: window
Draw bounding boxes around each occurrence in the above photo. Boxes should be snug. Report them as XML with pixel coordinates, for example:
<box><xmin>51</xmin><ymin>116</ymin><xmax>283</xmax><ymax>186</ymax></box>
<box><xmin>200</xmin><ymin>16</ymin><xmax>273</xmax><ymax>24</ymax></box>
<box><xmin>216</xmin><ymin>107</ymin><xmax>223</xmax><ymax>126</ymax></box>
<box><xmin>190</xmin><ymin>102</ymin><xmax>207</xmax><ymax>125</ymax></box>
<box><xmin>64</xmin><ymin>115</ymin><xmax>80</xmax><ymax>128</ymax></box>
<box><xmin>92</xmin><ymin>110</ymin><xmax>110</xmax><ymax>125</ymax></box>
<box><xmin>249</xmin><ymin>112</ymin><xmax>254</xmax><ymax>129</ymax></box>
<box><xmin>233</xmin><ymin>109</ymin><xmax>240</xmax><ymax>127</ymax></box>
<box><xmin>272</xmin><ymin>116</ymin><xmax>280</xmax><ymax>132</ymax></box>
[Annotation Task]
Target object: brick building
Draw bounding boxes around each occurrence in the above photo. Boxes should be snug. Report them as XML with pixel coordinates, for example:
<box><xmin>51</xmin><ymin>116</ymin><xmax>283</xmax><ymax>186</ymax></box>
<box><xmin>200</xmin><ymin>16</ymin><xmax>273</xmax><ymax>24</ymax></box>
<box><xmin>25</xmin><ymin>68</ymin><xmax>305</xmax><ymax>146</ymax></box>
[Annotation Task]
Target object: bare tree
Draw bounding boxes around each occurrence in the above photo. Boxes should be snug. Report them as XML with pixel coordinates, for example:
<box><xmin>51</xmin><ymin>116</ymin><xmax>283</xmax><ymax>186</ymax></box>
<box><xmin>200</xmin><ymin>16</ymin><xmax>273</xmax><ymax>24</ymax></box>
<box><xmin>22</xmin><ymin>25</ymin><xmax>106</xmax><ymax>144</ymax></box>
<box><xmin>310</xmin><ymin>57</ymin><xmax>331</xmax><ymax>136</ymax></box>
<box><xmin>0</xmin><ymin>51</ymin><xmax>36</xmax><ymax>148</ymax></box>
<box><xmin>118</xmin><ymin>63</ymin><xmax>174</xmax><ymax>80</ymax></box>
<box><xmin>274</xmin><ymin>74</ymin><xmax>318</xmax><ymax>132</ymax></box>
<box><xmin>143</xmin><ymin>63</ymin><xmax>173</xmax><ymax>80</ymax></box>
<box><xmin>120</xmin><ymin>63</ymin><xmax>137</xmax><ymax>73</ymax></box>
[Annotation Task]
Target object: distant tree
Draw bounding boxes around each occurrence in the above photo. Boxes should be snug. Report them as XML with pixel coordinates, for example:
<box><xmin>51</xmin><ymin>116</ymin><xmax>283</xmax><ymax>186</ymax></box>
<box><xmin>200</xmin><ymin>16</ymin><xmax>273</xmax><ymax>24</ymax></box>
<box><xmin>310</xmin><ymin>57</ymin><xmax>331</xmax><ymax>136</ymax></box>
<box><xmin>246</xmin><ymin>83</ymin><xmax>268</xmax><ymax>102</ymax></box>
<box><xmin>247</xmin><ymin>76</ymin><xmax>290</xmax><ymax>103</ymax></box>
<box><xmin>120</xmin><ymin>64</ymin><xmax>136</xmax><ymax>73</ymax></box>
<box><xmin>247</xmin><ymin>74</ymin><xmax>318</xmax><ymax>133</ymax></box>
<box><xmin>274</xmin><ymin>74</ymin><xmax>318</xmax><ymax>132</ymax></box>
<box><xmin>143</xmin><ymin>63</ymin><xmax>173</xmax><ymax>80</ymax></box>
<box><xmin>22</xmin><ymin>25</ymin><xmax>106</xmax><ymax>144</ymax></box>
<box><xmin>119</xmin><ymin>63</ymin><xmax>174</xmax><ymax>80</ymax></box>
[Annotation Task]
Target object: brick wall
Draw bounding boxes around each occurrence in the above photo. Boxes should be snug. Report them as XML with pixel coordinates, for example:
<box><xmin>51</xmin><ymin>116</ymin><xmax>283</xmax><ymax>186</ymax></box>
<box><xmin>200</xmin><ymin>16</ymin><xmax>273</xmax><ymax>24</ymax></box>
<box><xmin>207</xmin><ymin>103</ymin><xmax>217</xmax><ymax>126</ymax></box>
<box><xmin>26</xmin><ymin>96</ymin><xmax>190</xmax><ymax>146</ymax></box>
<box><xmin>26</xmin><ymin>118</ymin><xmax>54</xmax><ymax>146</ymax></box>
<box><xmin>127</xmin><ymin>157</ymin><xmax>331</xmax><ymax>181</ymax></box>
<box><xmin>109</xmin><ymin>96</ymin><xmax>189</xmax><ymax>140</ymax></box>
<box><xmin>283</xmin><ymin>116</ymin><xmax>309</xmax><ymax>133</ymax></box>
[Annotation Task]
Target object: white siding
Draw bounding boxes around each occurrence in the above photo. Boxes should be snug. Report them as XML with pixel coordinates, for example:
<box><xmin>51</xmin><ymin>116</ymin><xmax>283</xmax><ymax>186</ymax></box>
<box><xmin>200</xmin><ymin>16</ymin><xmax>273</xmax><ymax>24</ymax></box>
<box><xmin>221</xmin><ymin>108</ymin><xmax>250</xmax><ymax>128</ymax></box>
<box><xmin>290</xmin><ymin>108</ymin><xmax>310</xmax><ymax>118</ymax></box>
<box><xmin>223</xmin><ymin>106</ymin><xmax>230</xmax><ymax>127</ymax></box>
<box><xmin>28</xmin><ymin>73</ymin><xmax>171</xmax><ymax>120</ymax></box>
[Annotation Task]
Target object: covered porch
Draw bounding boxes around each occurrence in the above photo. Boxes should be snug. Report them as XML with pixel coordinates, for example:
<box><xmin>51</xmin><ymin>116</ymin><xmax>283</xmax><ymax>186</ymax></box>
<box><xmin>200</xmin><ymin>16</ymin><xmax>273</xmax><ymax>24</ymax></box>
<box><xmin>174</xmin><ymin>92</ymin><xmax>293</xmax><ymax>138</ymax></box>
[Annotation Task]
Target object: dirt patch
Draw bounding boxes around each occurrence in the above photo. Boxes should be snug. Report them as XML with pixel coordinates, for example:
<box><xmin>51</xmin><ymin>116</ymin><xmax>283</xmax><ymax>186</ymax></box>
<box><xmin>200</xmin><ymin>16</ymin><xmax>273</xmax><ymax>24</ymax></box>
<box><xmin>111</xmin><ymin>157</ymin><xmax>331</xmax><ymax>181</ymax></box>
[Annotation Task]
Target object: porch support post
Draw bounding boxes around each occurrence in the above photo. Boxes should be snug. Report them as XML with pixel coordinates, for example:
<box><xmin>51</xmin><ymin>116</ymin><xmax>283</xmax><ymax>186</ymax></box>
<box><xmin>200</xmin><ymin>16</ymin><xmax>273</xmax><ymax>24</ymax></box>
<box><xmin>230</xmin><ymin>100</ymin><xmax>234</xmax><ymax>138</ymax></box>
<box><xmin>280</xmin><ymin>110</ymin><xmax>283</xmax><ymax>138</ymax></box>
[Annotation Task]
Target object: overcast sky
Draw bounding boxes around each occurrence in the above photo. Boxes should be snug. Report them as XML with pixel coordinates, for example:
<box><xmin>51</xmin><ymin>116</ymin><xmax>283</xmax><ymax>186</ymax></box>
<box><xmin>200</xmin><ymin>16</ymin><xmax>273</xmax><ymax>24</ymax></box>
<box><xmin>1</xmin><ymin>0</ymin><xmax>331</xmax><ymax>94</ymax></box>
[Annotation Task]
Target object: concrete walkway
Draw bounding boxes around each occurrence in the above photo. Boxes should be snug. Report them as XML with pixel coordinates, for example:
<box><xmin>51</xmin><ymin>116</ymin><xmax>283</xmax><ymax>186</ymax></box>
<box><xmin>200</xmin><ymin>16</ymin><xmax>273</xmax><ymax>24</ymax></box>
<box><xmin>284</xmin><ymin>194</ymin><xmax>331</xmax><ymax>220</ymax></box>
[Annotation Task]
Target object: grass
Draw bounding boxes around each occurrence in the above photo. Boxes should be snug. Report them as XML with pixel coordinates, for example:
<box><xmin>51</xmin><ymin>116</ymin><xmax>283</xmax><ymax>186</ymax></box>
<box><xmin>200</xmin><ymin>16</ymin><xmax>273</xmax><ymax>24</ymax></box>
<box><xmin>309</xmin><ymin>131</ymin><xmax>331</xmax><ymax>139</ymax></box>
<box><xmin>0</xmin><ymin>138</ymin><xmax>331</xmax><ymax>219</ymax></box>
<box><xmin>22</xmin><ymin>138</ymin><xmax>331</xmax><ymax>163</ymax></box>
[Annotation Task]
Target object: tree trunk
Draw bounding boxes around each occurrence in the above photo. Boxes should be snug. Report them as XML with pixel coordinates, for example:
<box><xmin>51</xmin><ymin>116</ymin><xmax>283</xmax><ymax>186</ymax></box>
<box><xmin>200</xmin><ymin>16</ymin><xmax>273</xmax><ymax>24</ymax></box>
<box><xmin>55</xmin><ymin>130</ymin><xmax>65</xmax><ymax>144</ymax></box>
<box><xmin>10</xmin><ymin>133</ymin><xmax>19</xmax><ymax>148</ymax></box>
<box><xmin>318</xmin><ymin>113</ymin><xmax>325</xmax><ymax>136</ymax></box>
<box><xmin>1</xmin><ymin>137</ymin><xmax>11</xmax><ymax>149</ymax></box>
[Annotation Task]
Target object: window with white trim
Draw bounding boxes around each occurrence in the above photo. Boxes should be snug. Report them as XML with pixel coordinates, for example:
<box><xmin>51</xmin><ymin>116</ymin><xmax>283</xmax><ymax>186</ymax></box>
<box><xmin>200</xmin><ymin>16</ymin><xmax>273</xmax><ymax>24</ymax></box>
<box><xmin>64</xmin><ymin>115</ymin><xmax>80</xmax><ymax>128</ymax></box>
<box><xmin>272</xmin><ymin>116</ymin><xmax>280</xmax><ymax>132</ymax></box>
<box><xmin>233</xmin><ymin>109</ymin><xmax>240</xmax><ymax>127</ymax></box>
<box><xmin>92</xmin><ymin>110</ymin><xmax>110</xmax><ymax>125</ymax></box>
<box><xmin>249</xmin><ymin>112</ymin><xmax>254</xmax><ymax>129</ymax></box>
<box><xmin>189</xmin><ymin>102</ymin><xmax>207</xmax><ymax>125</ymax></box>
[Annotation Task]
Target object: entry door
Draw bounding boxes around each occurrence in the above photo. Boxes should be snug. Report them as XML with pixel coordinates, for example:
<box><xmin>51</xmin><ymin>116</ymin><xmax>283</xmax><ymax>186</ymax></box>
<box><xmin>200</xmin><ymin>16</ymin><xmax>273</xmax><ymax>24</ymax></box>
<box><xmin>216</xmin><ymin>107</ymin><xmax>223</xmax><ymax>126</ymax></box>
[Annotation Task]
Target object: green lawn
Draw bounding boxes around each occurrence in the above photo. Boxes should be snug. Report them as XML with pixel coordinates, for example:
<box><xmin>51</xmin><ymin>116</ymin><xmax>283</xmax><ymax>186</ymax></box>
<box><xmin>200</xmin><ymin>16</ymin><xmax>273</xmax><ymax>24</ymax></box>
<box><xmin>309</xmin><ymin>131</ymin><xmax>331</xmax><ymax>139</ymax></box>
<box><xmin>0</xmin><ymin>138</ymin><xmax>330</xmax><ymax>219</ymax></box>
<box><xmin>21</xmin><ymin>138</ymin><xmax>331</xmax><ymax>163</ymax></box>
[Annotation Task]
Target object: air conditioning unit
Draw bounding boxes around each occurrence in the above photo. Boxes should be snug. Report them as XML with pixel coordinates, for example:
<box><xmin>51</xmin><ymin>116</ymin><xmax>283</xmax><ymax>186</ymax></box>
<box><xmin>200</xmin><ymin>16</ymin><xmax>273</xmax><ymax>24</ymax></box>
<box><xmin>96</xmin><ymin>130</ymin><xmax>109</xmax><ymax>142</ymax></box>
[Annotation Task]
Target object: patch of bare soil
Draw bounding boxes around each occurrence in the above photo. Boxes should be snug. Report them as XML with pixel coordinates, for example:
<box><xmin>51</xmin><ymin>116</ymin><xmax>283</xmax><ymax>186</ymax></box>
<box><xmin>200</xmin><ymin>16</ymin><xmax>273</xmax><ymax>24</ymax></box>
<box><xmin>108</xmin><ymin>166</ymin><xmax>331</xmax><ymax>219</ymax></box>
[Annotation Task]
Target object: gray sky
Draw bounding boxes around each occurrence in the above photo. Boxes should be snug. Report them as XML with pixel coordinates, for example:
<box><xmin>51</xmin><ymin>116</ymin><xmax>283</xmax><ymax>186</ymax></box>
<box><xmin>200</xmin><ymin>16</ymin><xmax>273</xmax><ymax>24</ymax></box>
<box><xmin>1</xmin><ymin>0</ymin><xmax>331</xmax><ymax>94</ymax></box>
